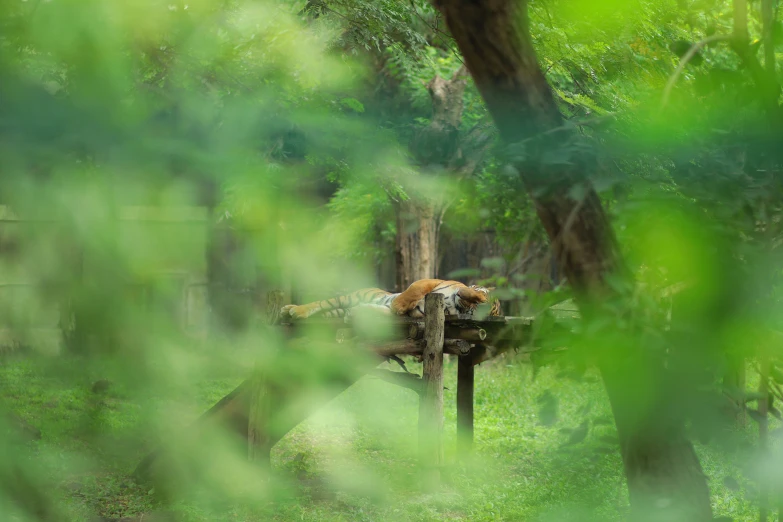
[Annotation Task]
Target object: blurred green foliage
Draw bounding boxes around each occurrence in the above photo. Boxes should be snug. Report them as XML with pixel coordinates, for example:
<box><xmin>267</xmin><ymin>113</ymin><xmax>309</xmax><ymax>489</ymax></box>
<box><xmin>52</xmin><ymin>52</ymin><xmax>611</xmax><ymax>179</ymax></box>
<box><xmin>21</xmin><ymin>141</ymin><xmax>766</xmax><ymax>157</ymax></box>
<box><xmin>0</xmin><ymin>0</ymin><xmax>782</xmax><ymax>520</ymax></box>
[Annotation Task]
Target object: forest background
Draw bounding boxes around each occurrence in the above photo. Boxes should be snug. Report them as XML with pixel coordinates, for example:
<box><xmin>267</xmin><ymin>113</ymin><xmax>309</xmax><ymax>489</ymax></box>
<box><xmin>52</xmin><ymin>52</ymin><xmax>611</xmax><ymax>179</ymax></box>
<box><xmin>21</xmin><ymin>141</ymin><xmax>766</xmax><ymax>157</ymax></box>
<box><xmin>1</xmin><ymin>0</ymin><xmax>783</xmax><ymax>521</ymax></box>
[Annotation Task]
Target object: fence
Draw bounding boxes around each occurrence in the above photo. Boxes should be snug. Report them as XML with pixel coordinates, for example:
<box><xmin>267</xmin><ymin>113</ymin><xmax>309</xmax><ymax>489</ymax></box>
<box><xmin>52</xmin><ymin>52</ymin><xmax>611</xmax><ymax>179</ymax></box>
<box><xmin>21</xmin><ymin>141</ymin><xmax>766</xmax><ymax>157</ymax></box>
<box><xmin>0</xmin><ymin>205</ymin><xmax>211</xmax><ymax>354</ymax></box>
<box><xmin>0</xmin><ymin>204</ymin><xmax>560</xmax><ymax>354</ymax></box>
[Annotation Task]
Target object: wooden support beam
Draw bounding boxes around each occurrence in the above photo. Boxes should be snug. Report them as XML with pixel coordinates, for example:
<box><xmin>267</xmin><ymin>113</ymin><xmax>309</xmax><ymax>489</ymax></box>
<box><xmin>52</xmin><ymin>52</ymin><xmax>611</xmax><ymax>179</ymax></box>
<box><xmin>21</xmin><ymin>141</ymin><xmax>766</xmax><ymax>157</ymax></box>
<box><xmin>281</xmin><ymin>315</ymin><xmax>537</xmax><ymax>359</ymax></box>
<box><xmin>457</xmin><ymin>352</ymin><xmax>475</xmax><ymax>458</ymax></box>
<box><xmin>370</xmin><ymin>369</ymin><xmax>423</xmax><ymax>393</ymax></box>
<box><xmin>408</xmin><ymin>322</ymin><xmax>487</xmax><ymax>343</ymax></box>
<box><xmin>419</xmin><ymin>293</ymin><xmax>445</xmax><ymax>489</ymax></box>
<box><xmin>369</xmin><ymin>338</ymin><xmax>470</xmax><ymax>357</ymax></box>
<box><xmin>281</xmin><ymin>315</ymin><xmax>517</xmax><ymax>329</ymax></box>
<box><xmin>134</xmin><ymin>348</ymin><xmax>372</xmax><ymax>484</ymax></box>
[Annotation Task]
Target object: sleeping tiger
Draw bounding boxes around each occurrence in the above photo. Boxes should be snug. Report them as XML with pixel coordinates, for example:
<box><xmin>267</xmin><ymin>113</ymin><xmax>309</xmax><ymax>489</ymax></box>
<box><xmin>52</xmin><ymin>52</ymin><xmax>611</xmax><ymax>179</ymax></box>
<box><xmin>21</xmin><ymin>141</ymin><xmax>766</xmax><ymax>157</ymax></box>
<box><xmin>280</xmin><ymin>278</ymin><xmax>502</xmax><ymax>320</ymax></box>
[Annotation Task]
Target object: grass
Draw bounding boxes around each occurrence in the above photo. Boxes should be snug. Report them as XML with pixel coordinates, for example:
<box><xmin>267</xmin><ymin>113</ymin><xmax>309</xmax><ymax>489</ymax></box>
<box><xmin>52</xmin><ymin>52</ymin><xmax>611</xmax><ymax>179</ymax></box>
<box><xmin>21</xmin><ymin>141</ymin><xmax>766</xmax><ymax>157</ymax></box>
<box><xmin>0</xmin><ymin>351</ymin><xmax>773</xmax><ymax>521</ymax></box>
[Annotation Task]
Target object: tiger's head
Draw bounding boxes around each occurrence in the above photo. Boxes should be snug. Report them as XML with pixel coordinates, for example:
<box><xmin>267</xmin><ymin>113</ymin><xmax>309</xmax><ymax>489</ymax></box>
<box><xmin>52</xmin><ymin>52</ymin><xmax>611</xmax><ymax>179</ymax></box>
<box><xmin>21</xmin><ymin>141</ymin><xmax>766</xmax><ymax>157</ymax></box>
<box><xmin>457</xmin><ymin>285</ymin><xmax>502</xmax><ymax>316</ymax></box>
<box><xmin>469</xmin><ymin>284</ymin><xmax>495</xmax><ymax>298</ymax></box>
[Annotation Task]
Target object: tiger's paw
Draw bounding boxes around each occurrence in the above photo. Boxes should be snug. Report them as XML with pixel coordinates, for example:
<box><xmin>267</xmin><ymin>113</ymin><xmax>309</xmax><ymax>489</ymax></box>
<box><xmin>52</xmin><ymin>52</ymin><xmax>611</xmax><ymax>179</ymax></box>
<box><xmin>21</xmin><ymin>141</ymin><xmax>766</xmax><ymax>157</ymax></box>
<box><xmin>281</xmin><ymin>304</ymin><xmax>307</xmax><ymax>319</ymax></box>
<box><xmin>280</xmin><ymin>305</ymin><xmax>300</xmax><ymax>318</ymax></box>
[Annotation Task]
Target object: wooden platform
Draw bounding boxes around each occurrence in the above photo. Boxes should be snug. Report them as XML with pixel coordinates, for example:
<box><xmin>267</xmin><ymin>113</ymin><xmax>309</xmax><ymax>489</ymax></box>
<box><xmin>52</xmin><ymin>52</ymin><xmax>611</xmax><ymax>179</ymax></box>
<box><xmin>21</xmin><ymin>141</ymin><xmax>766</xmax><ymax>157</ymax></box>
<box><xmin>274</xmin><ymin>301</ymin><xmax>552</xmax><ymax>485</ymax></box>
<box><xmin>134</xmin><ymin>298</ymin><xmax>573</xmax><ymax>487</ymax></box>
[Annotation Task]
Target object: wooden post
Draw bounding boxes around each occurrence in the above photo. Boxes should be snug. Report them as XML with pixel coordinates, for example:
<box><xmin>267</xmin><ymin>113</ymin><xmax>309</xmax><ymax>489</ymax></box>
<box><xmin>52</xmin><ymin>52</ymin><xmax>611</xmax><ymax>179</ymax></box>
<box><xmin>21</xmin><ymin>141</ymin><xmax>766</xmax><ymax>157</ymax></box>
<box><xmin>419</xmin><ymin>293</ymin><xmax>445</xmax><ymax>488</ymax></box>
<box><xmin>457</xmin><ymin>353</ymin><xmax>475</xmax><ymax>457</ymax></box>
<box><xmin>247</xmin><ymin>290</ymin><xmax>285</xmax><ymax>463</ymax></box>
<box><xmin>247</xmin><ymin>362</ymin><xmax>271</xmax><ymax>464</ymax></box>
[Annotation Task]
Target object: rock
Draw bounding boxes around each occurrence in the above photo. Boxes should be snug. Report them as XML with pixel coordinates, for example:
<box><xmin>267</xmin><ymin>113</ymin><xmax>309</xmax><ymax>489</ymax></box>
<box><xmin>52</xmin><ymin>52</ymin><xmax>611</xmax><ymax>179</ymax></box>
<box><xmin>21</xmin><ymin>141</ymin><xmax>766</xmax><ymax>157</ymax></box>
<box><xmin>91</xmin><ymin>379</ymin><xmax>112</xmax><ymax>394</ymax></box>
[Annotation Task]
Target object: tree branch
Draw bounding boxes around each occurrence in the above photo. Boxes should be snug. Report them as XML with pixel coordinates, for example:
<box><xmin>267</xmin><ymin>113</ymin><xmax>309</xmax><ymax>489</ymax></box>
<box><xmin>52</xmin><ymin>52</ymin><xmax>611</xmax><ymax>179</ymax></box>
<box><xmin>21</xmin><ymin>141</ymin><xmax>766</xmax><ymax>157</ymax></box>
<box><xmin>660</xmin><ymin>34</ymin><xmax>733</xmax><ymax>110</ymax></box>
<box><xmin>369</xmin><ymin>369</ymin><xmax>423</xmax><ymax>394</ymax></box>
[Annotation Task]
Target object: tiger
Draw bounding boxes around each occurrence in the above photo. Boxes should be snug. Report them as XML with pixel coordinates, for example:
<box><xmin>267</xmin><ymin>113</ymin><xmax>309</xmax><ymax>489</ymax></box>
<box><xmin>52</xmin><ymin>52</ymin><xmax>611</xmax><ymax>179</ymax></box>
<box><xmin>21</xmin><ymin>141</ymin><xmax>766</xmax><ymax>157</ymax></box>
<box><xmin>280</xmin><ymin>278</ymin><xmax>502</xmax><ymax>320</ymax></box>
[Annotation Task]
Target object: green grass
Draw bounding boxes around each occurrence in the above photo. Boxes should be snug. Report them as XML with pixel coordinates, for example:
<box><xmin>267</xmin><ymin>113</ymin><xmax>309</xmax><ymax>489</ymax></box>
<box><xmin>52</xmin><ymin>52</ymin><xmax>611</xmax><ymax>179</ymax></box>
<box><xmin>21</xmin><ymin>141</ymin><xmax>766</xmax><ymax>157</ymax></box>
<box><xmin>0</xmin><ymin>352</ymin><xmax>771</xmax><ymax>521</ymax></box>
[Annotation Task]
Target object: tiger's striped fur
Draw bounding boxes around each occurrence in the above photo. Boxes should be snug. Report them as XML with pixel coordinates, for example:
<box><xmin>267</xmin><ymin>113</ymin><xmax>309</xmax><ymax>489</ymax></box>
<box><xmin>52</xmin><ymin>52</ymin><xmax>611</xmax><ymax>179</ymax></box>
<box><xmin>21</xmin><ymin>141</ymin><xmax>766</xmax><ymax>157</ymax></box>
<box><xmin>281</xmin><ymin>279</ymin><xmax>502</xmax><ymax>320</ymax></box>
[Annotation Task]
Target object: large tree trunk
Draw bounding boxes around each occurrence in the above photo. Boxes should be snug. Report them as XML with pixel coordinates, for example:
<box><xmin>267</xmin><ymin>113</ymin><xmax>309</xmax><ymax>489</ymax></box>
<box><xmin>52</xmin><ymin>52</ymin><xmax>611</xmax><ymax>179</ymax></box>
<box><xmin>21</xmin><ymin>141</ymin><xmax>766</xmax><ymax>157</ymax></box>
<box><xmin>432</xmin><ymin>1</ymin><xmax>713</xmax><ymax>520</ymax></box>
<box><xmin>395</xmin><ymin>198</ymin><xmax>440</xmax><ymax>291</ymax></box>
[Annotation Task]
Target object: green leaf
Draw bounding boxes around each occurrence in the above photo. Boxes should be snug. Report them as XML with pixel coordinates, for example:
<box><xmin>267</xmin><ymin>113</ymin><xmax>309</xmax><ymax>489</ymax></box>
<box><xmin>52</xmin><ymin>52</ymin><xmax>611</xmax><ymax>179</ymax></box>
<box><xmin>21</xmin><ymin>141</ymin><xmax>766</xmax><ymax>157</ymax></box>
<box><xmin>340</xmin><ymin>97</ymin><xmax>365</xmax><ymax>113</ymax></box>
<box><xmin>447</xmin><ymin>268</ymin><xmax>481</xmax><ymax>279</ymax></box>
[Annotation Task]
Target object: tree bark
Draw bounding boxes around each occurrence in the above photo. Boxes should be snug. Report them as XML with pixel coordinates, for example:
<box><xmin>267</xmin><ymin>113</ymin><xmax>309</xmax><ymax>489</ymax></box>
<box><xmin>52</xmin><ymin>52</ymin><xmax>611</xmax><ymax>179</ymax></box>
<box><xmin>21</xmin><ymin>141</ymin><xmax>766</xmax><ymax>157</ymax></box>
<box><xmin>394</xmin><ymin>65</ymin><xmax>488</xmax><ymax>291</ymax></box>
<box><xmin>395</xmin><ymin>198</ymin><xmax>440</xmax><ymax>291</ymax></box>
<box><xmin>432</xmin><ymin>1</ymin><xmax>713</xmax><ymax>520</ymax></box>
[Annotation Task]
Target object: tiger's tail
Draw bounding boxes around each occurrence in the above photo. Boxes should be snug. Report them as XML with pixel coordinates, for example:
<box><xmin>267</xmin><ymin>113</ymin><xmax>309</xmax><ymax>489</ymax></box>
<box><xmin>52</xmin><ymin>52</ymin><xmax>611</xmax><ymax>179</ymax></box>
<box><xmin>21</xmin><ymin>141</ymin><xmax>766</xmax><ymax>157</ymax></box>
<box><xmin>282</xmin><ymin>288</ymin><xmax>390</xmax><ymax>319</ymax></box>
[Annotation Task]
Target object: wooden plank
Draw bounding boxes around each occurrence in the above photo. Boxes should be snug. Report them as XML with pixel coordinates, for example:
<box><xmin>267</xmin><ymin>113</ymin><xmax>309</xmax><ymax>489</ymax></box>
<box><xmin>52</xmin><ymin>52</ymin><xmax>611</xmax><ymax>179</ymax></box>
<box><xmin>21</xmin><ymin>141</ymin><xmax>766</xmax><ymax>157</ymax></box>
<box><xmin>369</xmin><ymin>338</ymin><xmax>469</xmax><ymax>357</ymax></box>
<box><xmin>286</xmin><ymin>319</ymin><xmax>534</xmax><ymax>350</ymax></box>
<box><xmin>280</xmin><ymin>314</ymin><xmax>512</xmax><ymax>326</ymax></box>
<box><xmin>280</xmin><ymin>315</ymin><xmax>531</xmax><ymax>330</ymax></box>
<box><xmin>134</xmin><ymin>360</ymin><xmax>369</xmax><ymax>484</ymax></box>
<box><xmin>418</xmin><ymin>293</ymin><xmax>445</xmax><ymax>489</ymax></box>
<box><xmin>457</xmin><ymin>353</ymin><xmax>475</xmax><ymax>458</ymax></box>
<box><xmin>504</xmin><ymin>316</ymin><xmax>534</xmax><ymax>325</ymax></box>
<box><xmin>408</xmin><ymin>322</ymin><xmax>486</xmax><ymax>342</ymax></box>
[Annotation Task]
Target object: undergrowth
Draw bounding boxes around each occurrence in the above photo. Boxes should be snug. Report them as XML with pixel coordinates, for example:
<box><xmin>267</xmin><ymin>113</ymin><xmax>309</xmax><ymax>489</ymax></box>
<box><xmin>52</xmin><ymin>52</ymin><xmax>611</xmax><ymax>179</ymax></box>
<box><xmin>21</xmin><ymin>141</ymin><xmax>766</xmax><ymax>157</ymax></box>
<box><xmin>0</xmin><ymin>353</ymin><xmax>765</xmax><ymax>521</ymax></box>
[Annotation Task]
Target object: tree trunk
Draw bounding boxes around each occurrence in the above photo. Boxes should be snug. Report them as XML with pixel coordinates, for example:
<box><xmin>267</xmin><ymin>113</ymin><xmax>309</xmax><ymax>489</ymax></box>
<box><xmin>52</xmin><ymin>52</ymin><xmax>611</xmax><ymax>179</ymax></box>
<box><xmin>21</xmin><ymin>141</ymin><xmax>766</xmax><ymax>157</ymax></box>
<box><xmin>395</xmin><ymin>198</ymin><xmax>439</xmax><ymax>291</ymax></box>
<box><xmin>432</xmin><ymin>0</ymin><xmax>713</xmax><ymax>519</ymax></box>
<box><xmin>393</xmin><ymin>64</ymin><xmax>488</xmax><ymax>291</ymax></box>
